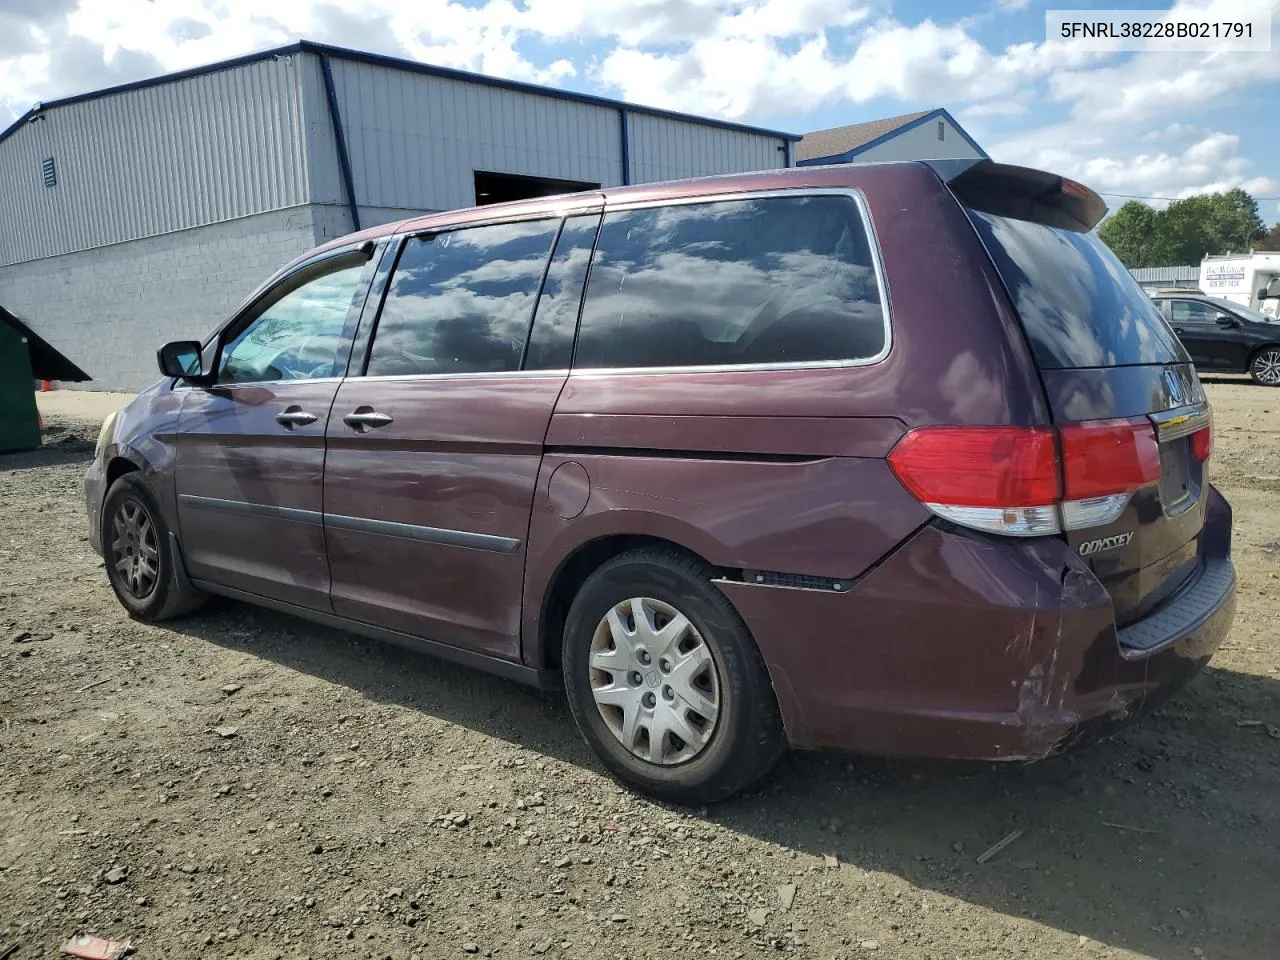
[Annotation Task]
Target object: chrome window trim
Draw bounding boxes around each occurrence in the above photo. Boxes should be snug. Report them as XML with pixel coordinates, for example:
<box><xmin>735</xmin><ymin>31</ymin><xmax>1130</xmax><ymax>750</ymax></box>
<box><xmin>353</xmin><ymin>369</ymin><xmax>570</xmax><ymax>383</ymax></box>
<box><xmin>571</xmin><ymin>187</ymin><xmax>893</xmax><ymax>377</ymax></box>
<box><xmin>176</xmin><ymin>369</ymin><xmax>573</xmax><ymax>389</ymax></box>
<box><xmin>171</xmin><ymin>375</ymin><xmax>348</xmax><ymax>392</ymax></box>
<box><xmin>392</xmin><ymin>200</ymin><xmax>605</xmax><ymax>241</ymax></box>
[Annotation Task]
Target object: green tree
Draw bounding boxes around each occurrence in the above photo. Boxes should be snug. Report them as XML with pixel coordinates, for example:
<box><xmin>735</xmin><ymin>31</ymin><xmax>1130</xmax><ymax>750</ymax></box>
<box><xmin>1100</xmin><ymin>188</ymin><xmax>1267</xmax><ymax>266</ymax></box>
<box><xmin>1160</xmin><ymin>189</ymin><xmax>1265</xmax><ymax>263</ymax></box>
<box><xmin>1098</xmin><ymin>201</ymin><xmax>1164</xmax><ymax>268</ymax></box>
<box><xmin>1258</xmin><ymin>222</ymin><xmax>1280</xmax><ymax>251</ymax></box>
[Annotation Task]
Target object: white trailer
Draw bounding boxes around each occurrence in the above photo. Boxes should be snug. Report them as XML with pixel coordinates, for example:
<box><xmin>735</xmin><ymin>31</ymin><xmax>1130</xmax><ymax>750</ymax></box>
<box><xmin>1200</xmin><ymin>252</ymin><xmax>1280</xmax><ymax>317</ymax></box>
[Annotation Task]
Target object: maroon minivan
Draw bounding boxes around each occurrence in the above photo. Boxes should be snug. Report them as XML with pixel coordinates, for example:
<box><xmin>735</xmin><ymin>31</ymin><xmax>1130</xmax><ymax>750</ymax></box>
<box><xmin>86</xmin><ymin>159</ymin><xmax>1235</xmax><ymax>803</ymax></box>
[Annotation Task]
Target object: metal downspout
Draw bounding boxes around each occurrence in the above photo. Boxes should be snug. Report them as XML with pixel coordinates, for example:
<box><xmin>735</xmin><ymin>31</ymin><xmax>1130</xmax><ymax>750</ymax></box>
<box><xmin>320</xmin><ymin>54</ymin><xmax>361</xmax><ymax>232</ymax></box>
<box><xmin>618</xmin><ymin>107</ymin><xmax>631</xmax><ymax>186</ymax></box>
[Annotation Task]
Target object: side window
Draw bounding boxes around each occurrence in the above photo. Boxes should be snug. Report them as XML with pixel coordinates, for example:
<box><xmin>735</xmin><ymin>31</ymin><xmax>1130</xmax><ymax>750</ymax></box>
<box><xmin>574</xmin><ymin>195</ymin><xmax>886</xmax><ymax>370</ymax></box>
<box><xmin>365</xmin><ymin>219</ymin><xmax>559</xmax><ymax>377</ymax></box>
<box><xmin>218</xmin><ymin>259</ymin><xmax>368</xmax><ymax>384</ymax></box>
<box><xmin>1171</xmin><ymin>300</ymin><xmax>1215</xmax><ymax>324</ymax></box>
<box><xmin>524</xmin><ymin>214</ymin><xmax>600</xmax><ymax>370</ymax></box>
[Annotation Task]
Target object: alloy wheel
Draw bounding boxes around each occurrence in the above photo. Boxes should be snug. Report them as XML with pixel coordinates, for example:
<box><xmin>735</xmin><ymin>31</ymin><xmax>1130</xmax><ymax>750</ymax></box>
<box><xmin>1255</xmin><ymin>349</ymin><xmax>1280</xmax><ymax>386</ymax></box>
<box><xmin>110</xmin><ymin>498</ymin><xmax>160</xmax><ymax>599</ymax></box>
<box><xmin>588</xmin><ymin>597</ymin><xmax>721</xmax><ymax>765</ymax></box>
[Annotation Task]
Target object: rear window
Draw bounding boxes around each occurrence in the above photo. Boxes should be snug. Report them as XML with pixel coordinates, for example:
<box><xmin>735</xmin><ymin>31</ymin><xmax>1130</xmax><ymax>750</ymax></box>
<box><xmin>969</xmin><ymin>210</ymin><xmax>1188</xmax><ymax>369</ymax></box>
<box><xmin>574</xmin><ymin>195</ymin><xmax>887</xmax><ymax>370</ymax></box>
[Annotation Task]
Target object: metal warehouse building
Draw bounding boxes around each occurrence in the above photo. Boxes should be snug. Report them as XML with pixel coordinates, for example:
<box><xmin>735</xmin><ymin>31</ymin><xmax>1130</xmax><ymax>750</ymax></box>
<box><xmin>0</xmin><ymin>41</ymin><xmax>798</xmax><ymax>390</ymax></box>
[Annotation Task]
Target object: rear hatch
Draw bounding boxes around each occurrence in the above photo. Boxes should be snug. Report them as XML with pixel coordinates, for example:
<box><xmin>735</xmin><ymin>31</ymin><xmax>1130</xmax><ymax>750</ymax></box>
<box><xmin>949</xmin><ymin>162</ymin><xmax>1211</xmax><ymax>626</ymax></box>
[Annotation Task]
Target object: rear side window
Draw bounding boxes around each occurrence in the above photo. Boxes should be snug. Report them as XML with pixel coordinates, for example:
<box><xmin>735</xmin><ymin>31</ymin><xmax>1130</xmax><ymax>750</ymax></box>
<box><xmin>365</xmin><ymin>219</ymin><xmax>558</xmax><ymax>377</ymax></box>
<box><xmin>969</xmin><ymin>211</ymin><xmax>1187</xmax><ymax>369</ymax></box>
<box><xmin>574</xmin><ymin>195</ymin><xmax>886</xmax><ymax>370</ymax></box>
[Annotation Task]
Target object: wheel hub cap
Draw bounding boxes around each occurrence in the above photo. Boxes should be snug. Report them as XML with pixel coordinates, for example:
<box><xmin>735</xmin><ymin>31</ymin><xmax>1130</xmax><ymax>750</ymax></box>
<box><xmin>588</xmin><ymin>597</ymin><xmax>721</xmax><ymax>766</ymax></box>
<box><xmin>110</xmin><ymin>498</ymin><xmax>159</xmax><ymax>599</ymax></box>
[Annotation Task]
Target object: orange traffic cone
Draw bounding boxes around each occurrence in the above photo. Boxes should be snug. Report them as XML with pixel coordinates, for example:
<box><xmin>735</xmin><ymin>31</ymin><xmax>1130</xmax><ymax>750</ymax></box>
<box><xmin>40</xmin><ymin>379</ymin><xmax>53</xmax><ymax>391</ymax></box>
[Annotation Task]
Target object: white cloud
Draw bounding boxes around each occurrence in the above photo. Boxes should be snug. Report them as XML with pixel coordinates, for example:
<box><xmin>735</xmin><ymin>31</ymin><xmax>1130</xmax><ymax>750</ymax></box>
<box><xmin>0</xmin><ymin>0</ymin><xmax>1277</xmax><ymax>216</ymax></box>
<box><xmin>1143</xmin><ymin>122</ymin><xmax>1201</xmax><ymax>142</ymax></box>
<box><xmin>992</xmin><ymin>126</ymin><xmax>1280</xmax><ymax>204</ymax></box>
<box><xmin>960</xmin><ymin>98</ymin><xmax>1030</xmax><ymax>119</ymax></box>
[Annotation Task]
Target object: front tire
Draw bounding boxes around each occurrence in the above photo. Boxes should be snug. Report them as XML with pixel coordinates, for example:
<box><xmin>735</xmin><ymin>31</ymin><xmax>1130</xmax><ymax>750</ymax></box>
<box><xmin>562</xmin><ymin>547</ymin><xmax>784</xmax><ymax>805</ymax></box>
<box><xmin>101</xmin><ymin>474</ymin><xmax>206</xmax><ymax>621</ymax></box>
<box><xmin>1249</xmin><ymin>347</ymin><xmax>1280</xmax><ymax>386</ymax></box>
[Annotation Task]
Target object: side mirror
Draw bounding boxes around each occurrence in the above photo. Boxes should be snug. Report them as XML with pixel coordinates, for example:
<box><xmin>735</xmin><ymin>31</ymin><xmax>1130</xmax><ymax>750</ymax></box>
<box><xmin>157</xmin><ymin>340</ymin><xmax>204</xmax><ymax>379</ymax></box>
<box><xmin>1215</xmin><ymin>315</ymin><xmax>1238</xmax><ymax>328</ymax></box>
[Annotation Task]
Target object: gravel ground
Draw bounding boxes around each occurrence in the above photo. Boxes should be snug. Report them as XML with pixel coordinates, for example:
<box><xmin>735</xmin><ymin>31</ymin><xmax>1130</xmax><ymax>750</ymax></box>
<box><xmin>1</xmin><ymin>378</ymin><xmax>1277</xmax><ymax>960</ymax></box>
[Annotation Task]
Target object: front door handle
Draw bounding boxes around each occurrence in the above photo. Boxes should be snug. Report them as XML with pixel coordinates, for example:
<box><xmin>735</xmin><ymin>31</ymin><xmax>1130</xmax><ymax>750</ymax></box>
<box><xmin>275</xmin><ymin>406</ymin><xmax>318</xmax><ymax>429</ymax></box>
<box><xmin>343</xmin><ymin>407</ymin><xmax>394</xmax><ymax>432</ymax></box>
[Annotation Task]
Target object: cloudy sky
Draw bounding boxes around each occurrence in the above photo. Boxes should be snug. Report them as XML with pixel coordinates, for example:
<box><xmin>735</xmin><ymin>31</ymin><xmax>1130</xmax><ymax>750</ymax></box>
<box><xmin>1</xmin><ymin>0</ymin><xmax>1278</xmax><ymax>216</ymax></box>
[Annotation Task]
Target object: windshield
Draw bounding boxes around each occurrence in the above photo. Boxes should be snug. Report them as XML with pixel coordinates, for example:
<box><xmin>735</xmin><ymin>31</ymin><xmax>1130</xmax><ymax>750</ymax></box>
<box><xmin>968</xmin><ymin>210</ymin><xmax>1189</xmax><ymax>369</ymax></box>
<box><xmin>1211</xmin><ymin>298</ymin><xmax>1279</xmax><ymax>324</ymax></box>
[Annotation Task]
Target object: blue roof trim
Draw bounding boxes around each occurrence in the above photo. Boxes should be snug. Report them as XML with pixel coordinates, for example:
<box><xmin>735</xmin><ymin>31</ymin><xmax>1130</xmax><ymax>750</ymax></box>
<box><xmin>0</xmin><ymin>40</ymin><xmax>800</xmax><ymax>149</ymax></box>
<box><xmin>796</xmin><ymin>108</ymin><xmax>988</xmax><ymax>166</ymax></box>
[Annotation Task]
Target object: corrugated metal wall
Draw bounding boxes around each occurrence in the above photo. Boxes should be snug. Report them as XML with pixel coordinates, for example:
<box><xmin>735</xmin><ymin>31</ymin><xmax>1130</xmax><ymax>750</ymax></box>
<box><xmin>304</xmin><ymin>54</ymin><xmax>788</xmax><ymax>214</ymax></box>
<box><xmin>0</xmin><ymin>48</ymin><xmax>791</xmax><ymax>267</ymax></box>
<box><xmin>304</xmin><ymin>56</ymin><xmax>625</xmax><ymax>216</ymax></box>
<box><xmin>1130</xmin><ymin>266</ymin><xmax>1200</xmax><ymax>284</ymax></box>
<box><xmin>626</xmin><ymin>112</ymin><xmax>787</xmax><ymax>184</ymax></box>
<box><xmin>0</xmin><ymin>56</ymin><xmax>309</xmax><ymax>267</ymax></box>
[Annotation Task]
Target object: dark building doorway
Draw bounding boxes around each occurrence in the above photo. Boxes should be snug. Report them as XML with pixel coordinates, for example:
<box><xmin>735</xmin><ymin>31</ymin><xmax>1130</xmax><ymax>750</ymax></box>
<box><xmin>474</xmin><ymin>170</ymin><xmax>600</xmax><ymax>206</ymax></box>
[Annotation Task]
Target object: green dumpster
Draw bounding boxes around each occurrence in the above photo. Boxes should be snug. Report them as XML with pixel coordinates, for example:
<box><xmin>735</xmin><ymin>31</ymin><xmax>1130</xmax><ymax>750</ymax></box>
<box><xmin>0</xmin><ymin>305</ymin><xmax>92</xmax><ymax>453</ymax></box>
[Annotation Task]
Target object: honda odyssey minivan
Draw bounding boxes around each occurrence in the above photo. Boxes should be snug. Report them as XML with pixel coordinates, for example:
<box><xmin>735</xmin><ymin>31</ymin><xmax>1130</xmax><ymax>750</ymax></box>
<box><xmin>86</xmin><ymin>159</ymin><xmax>1236</xmax><ymax>804</ymax></box>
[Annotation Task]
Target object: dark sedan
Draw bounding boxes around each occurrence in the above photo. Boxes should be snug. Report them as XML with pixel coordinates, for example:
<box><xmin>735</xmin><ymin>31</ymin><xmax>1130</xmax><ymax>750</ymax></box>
<box><xmin>1151</xmin><ymin>293</ymin><xmax>1280</xmax><ymax>386</ymax></box>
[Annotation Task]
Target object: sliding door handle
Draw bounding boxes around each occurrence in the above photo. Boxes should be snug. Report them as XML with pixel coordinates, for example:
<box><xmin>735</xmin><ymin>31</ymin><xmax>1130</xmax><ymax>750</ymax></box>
<box><xmin>343</xmin><ymin>407</ymin><xmax>393</xmax><ymax>432</ymax></box>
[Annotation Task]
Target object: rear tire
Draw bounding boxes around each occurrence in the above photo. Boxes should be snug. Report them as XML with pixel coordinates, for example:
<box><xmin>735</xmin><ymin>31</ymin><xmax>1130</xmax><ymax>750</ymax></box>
<box><xmin>101</xmin><ymin>474</ymin><xmax>206</xmax><ymax>621</ymax></box>
<box><xmin>1249</xmin><ymin>347</ymin><xmax>1280</xmax><ymax>386</ymax></box>
<box><xmin>561</xmin><ymin>547</ymin><xmax>784</xmax><ymax>805</ymax></box>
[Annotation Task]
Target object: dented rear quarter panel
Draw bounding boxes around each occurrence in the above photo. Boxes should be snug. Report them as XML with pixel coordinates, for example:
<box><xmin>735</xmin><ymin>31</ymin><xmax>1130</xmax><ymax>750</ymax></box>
<box><xmin>522</xmin><ymin>161</ymin><xmax>1056</xmax><ymax>672</ymax></box>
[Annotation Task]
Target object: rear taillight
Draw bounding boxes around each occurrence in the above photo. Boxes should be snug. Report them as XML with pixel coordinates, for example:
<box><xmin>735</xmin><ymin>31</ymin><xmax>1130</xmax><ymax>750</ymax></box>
<box><xmin>1190</xmin><ymin>409</ymin><xmax>1212</xmax><ymax>462</ymax></box>
<box><xmin>887</xmin><ymin>417</ymin><xmax>1163</xmax><ymax>537</ymax></box>
<box><xmin>886</xmin><ymin>427</ymin><xmax>1059</xmax><ymax>536</ymax></box>
<box><xmin>1058</xmin><ymin>418</ymin><xmax>1160</xmax><ymax>530</ymax></box>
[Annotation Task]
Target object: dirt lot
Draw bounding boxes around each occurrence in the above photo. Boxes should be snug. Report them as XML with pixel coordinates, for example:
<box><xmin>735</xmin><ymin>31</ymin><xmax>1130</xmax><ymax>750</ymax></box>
<box><xmin>2</xmin><ymin>380</ymin><xmax>1277</xmax><ymax>960</ymax></box>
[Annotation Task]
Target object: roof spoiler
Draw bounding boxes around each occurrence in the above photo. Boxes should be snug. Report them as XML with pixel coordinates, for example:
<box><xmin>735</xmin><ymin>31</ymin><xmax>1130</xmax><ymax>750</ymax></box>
<box><xmin>925</xmin><ymin>158</ymin><xmax>1108</xmax><ymax>233</ymax></box>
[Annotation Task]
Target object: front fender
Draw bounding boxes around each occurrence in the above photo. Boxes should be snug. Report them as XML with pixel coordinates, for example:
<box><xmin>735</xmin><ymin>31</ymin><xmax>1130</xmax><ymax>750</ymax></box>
<box><xmin>95</xmin><ymin>380</ymin><xmax>186</xmax><ymax>528</ymax></box>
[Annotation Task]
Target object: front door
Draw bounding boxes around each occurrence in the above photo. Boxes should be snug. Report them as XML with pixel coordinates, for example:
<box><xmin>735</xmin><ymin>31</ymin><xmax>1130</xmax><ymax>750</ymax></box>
<box><xmin>174</xmin><ymin>246</ymin><xmax>377</xmax><ymax>609</ymax></box>
<box><xmin>323</xmin><ymin>211</ymin><xmax>600</xmax><ymax>659</ymax></box>
<box><xmin>1204</xmin><ymin>306</ymin><xmax>1255</xmax><ymax>369</ymax></box>
<box><xmin>1168</xmin><ymin>299</ymin><xmax>1225</xmax><ymax>368</ymax></box>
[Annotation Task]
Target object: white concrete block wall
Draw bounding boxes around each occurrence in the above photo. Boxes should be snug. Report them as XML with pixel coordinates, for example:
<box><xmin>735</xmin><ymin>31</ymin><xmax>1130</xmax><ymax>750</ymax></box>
<box><xmin>0</xmin><ymin>206</ymin><xmax>320</xmax><ymax>391</ymax></box>
<box><xmin>309</xmin><ymin>203</ymin><xmax>434</xmax><ymax>245</ymax></box>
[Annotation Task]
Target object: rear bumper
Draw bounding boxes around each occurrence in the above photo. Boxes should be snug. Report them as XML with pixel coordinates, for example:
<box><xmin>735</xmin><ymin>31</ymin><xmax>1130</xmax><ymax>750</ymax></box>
<box><xmin>719</xmin><ymin>485</ymin><xmax>1235</xmax><ymax>760</ymax></box>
